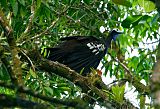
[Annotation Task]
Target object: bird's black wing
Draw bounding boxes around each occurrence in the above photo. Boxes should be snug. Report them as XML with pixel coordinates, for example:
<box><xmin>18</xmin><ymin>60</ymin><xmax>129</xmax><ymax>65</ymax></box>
<box><xmin>60</xmin><ymin>36</ymin><xmax>100</xmax><ymax>42</ymax></box>
<box><xmin>46</xmin><ymin>36</ymin><xmax>106</xmax><ymax>75</ymax></box>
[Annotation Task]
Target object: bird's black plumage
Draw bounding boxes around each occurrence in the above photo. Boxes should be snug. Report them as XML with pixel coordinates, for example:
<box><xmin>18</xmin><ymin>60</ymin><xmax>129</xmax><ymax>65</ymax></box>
<box><xmin>45</xmin><ymin>29</ymin><xmax>122</xmax><ymax>75</ymax></box>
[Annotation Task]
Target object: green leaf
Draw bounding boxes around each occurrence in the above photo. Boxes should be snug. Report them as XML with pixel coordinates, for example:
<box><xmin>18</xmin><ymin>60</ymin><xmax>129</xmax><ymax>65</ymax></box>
<box><xmin>138</xmin><ymin>0</ymin><xmax>155</xmax><ymax>12</ymax></box>
<box><xmin>132</xmin><ymin>56</ymin><xmax>139</xmax><ymax>68</ymax></box>
<box><xmin>112</xmin><ymin>0</ymin><xmax>132</xmax><ymax>7</ymax></box>
<box><xmin>151</xmin><ymin>14</ymin><xmax>159</xmax><ymax>25</ymax></box>
<box><xmin>0</xmin><ymin>64</ymin><xmax>10</xmax><ymax>80</ymax></box>
<box><xmin>0</xmin><ymin>0</ymin><xmax>8</xmax><ymax>8</ymax></box>
<box><xmin>111</xmin><ymin>85</ymin><xmax>125</xmax><ymax>104</ymax></box>
<box><xmin>44</xmin><ymin>86</ymin><xmax>53</xmax><ymax>95</ymax></box>
<box><xmin>43</xmin><ymin>80</ymin><xmax>50</xmax><ymax>87</ymax></box>
<box><xmin>59</xmin><ymin>87</ymin><xmax>71</xmax><ymax>92</ymax></box>
<box><xmin>128</xmin><ymin>56</ymin><xmax>140</xmax><ymax>69</ymax></box>
<box><xmin>108</xmin><ymin>64</ymin><xmax>113</xmax><ymax>77</ymax></box>
<box><xmin>10</xmin><ymin>0</ymin><xmax>18</xmax><ymax>16</ymax></box>
<box><xmin>36</xmin><ymin>0</ymin><xmax>42</xmax><ymax>9</ymax></box>
<box><xmin>83</xmin><ymin>0</ymin><xmax>91</xmax><ymax>4</ymax></box>
<box><xmin>29</xmin><ymin>68</ymin><xmax>37</xmax><ymax>78</ymax></box>
<box><xmin>122</xmin><ymin>15</ymin><xmax>143</xmax><ymax>28</ymax></box>
<box><xmin>20</xmin><ymin>6</ymin><xmax>26</xmax><ymax>18</ymax></box>
<box><xmin>18</xmin><ymin>0</ymin><xmax>25</xmax><ymax>6</ymax></box>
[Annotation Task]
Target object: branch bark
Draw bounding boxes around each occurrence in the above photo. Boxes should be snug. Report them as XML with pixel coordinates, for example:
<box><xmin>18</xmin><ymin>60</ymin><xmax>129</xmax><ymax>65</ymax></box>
<box><xmin>151</xmin><ymin>42</ymin><xmax>160</xmax><ymax>108</ymax></box>
<box><xmin>0</xmin><ymin>94</ymin><xmax>48</xmax><ymax>108</ymax></box>
<box><xmin>0</xmin><ymin>81</ymin><xmax>92</xmax><ymax>109</ymax></box>
<box><xmin>37</xmin><ymin>57</ymin><xmax>137</xmax><ymax>108</ymax></box>
<box><xmin>0</xmin><ymin>8</ymin><xmax>23</xmax><ymax>86</ymax></box>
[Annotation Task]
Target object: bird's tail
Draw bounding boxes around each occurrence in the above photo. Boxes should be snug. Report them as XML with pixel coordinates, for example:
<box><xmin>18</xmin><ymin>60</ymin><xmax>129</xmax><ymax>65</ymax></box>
<box><xmin>41</xmin><ymin>47</ymin><xmax>66</xmax><ymax>62</ymax></box>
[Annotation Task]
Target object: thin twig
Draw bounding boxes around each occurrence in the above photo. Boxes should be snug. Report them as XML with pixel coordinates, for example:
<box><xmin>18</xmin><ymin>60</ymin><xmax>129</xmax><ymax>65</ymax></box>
<box><xmin>108</xmin><ymin>53</ymin><xmax>150</xmax><ymax>94</ymax></box>
<box><xmin>106</xmin><ymin>79</ymin><xmax>128</xmax><ymax>86</ymax></box>
<box><xmin>19</xmin><ymin>49</ymin><xmax>35</xmax><ymax>72</ymax></box>
<box><xmin>23</xmin><ymin>0</ymin><xmax>35</xmax><ymax>35</ymax></box>
<box><xmin>142</xmin><ymin>39</ymin><xmax>160</xmax><ymax>45</ymax></box>
<box><xmin>17</xmin><ymin>0</ymin><xmax>36</xmax><ymax>43</ymax></box>
<box><xmin>18</xmin><ymin>5</ymin><xmax>71</xmax><ymax>46</ymax></box>
<box><xmin>19</xmin><ymin>18</ymin><xmax>59</xmax><ymax>45</ymax></box>
<box><xmin>108</xmin><ymin>52</ymin><xmax>132</xmax><ymax>76</ymax></box>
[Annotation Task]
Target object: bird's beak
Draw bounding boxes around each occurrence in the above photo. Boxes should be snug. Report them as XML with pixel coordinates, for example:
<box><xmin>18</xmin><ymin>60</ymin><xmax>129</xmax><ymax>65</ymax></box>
<box><xmin>119</xmin><ymin>26</ymin><xmax>124</xmax><ymax>33</ymax></box>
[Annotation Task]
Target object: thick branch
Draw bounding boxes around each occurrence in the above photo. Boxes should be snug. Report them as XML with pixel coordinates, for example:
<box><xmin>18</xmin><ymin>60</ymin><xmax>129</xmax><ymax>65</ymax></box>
<box><xmin>23</xmin><ymin>49</ymin><xmax>137</xmax><ymax>109</ymax></box>
<box><xmin>0</xmin><ymin>81</ymin><xmax>92</xmax><ymax>109</ymax></box>
<box><xmin>151</xmin><ymin>42</ymin><xmax>160</xmax><ymax>108</ymax></box>
<box><xmin>0</xmin><ymin>8</ymin><xmax>23</xmax><ymax>86</ymax></box>
<box><xmin>0</xmin><ymin>94</ymin><xmax>48</xmax><ymax>108</ymax></box>
<box><xmin>40</xmin><ymin>59</ymin><xmax>103</xmax><ymax>93</ymax></box>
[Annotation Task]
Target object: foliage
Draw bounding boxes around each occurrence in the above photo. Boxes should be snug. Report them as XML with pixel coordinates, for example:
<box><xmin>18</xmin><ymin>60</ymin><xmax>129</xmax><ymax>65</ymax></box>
<box><xmin>0</xmin><ymin>0</ymin><xmax>159</xmax><ymax>108</ymax></box>
<box><xmin>111</xmin><ymin>85</ymin><xmax>125</xmax><ymax>105</ymax></box>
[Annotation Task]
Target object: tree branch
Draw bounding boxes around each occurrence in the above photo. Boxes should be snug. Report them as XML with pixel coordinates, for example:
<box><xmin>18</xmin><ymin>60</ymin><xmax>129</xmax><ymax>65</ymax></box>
<box><xmin>17</xmin><ymin>5</ymin><xmax>71</xmax><ymax>46</ymax></box>
<box><xmin>0</xmin><ymin>94</ymin><xmax>48</xmax><ymax>108</ymax></box>
<box><xmin>23</xmin><ymin>0</ymin><xmax>35</xmax><ymax>35</ymax></box>
<box><xmin>0</xmin><ymin>8</ymin><xmax>23</xmax><ymax>86</ymax></box>
<box><xmin>21</xmin><ymin>49</ymin><xmax>137</xmax><ymax>109</ymax></box>
<box><xmin>151</xmin><ymin>42</ymin><xmax>160</xmax><ymax>108</ymax></box>
<box><xmin>0</xmin><ymin>81</ymin><xmax>92</xmax><ymax>109</ymax></box>
<box><xmin>18</xmin><ymin>18</ymin><xmax>59</xmax><ymax>46</ymax></box>
<box><xmin>108</xmin><ymin>53</ymin><xmax>150</xmax><ymax>94</ymax></box>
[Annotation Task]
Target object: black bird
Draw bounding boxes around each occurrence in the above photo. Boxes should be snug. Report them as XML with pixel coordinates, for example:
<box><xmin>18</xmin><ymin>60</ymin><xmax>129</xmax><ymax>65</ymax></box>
<box><xmin>44</xmin><ymin>29</ymin><xmax>123</xmax><ymax>75</ymax></box>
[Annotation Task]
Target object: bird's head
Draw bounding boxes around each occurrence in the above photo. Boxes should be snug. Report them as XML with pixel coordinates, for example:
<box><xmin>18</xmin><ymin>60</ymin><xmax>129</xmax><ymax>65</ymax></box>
<box><xmin>110</xmin><ymin>28</ymin><xmax>123</xmax><ymax>41</ymax></box>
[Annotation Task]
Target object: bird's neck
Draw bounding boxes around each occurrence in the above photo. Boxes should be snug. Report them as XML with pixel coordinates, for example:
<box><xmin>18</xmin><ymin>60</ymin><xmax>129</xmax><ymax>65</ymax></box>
<box><xmin>105</xmin><ymin>36</ymin><xmax>113</xmax><ymax>48</ymax></box>
<box><xmin>101</xmin><ymin>36</ymin><xmax>113</xmax><ymax>54</ymax></box>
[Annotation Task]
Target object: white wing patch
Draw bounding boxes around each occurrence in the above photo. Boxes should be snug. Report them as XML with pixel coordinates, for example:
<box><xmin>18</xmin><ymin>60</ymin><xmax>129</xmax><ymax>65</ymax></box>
<box><xmin>87</xmin><ymin>42</ymin><xmax>105</xmax><ymax>55</ymax></box>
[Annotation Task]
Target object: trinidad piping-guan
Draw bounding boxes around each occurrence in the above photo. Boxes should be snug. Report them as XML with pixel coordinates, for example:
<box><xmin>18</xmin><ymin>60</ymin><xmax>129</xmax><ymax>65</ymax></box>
<box><xmin>44</xmin><ymin>29</ymin><xmax>123</xmax><ymax>75</ymax></box>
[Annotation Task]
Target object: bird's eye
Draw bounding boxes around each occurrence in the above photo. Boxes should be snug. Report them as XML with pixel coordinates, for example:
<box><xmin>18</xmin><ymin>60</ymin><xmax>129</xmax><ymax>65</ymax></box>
<box><xmin>115</xmin><ymin>28</ymin><xmax>121</xmax><ymax>32</ymax></box>
<box><xmin>113</xmin><ymin>28</ymin><xmax>120</xmax><ymax>32</ymax></box>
